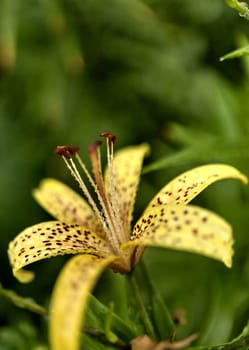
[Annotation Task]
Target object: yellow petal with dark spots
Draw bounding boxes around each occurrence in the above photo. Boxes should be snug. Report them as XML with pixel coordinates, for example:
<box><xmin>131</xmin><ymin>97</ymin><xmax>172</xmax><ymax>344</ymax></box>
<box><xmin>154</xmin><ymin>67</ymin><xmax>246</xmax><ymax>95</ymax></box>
<box><xmin>127</xmin><ymin>205</ymin><xmax>233</xmax><ymax>267</ymax></box>
<box><xmin>8</xmin><ymin>221</ymin><xmax>111</xmax><ymax>283</ymax></box>
<box><xmin>106</xmin><ymin>144</ymin><xmax>150</xmax><ymax>235</ymax></box>
<box><xmin>50</xmin><ymin>254</ymin><xmax>116</xmax><ymax>350</ymax></box>
<box><xmin>33</xmin><ymin>179</ymin><xmax>105</xmax><ymax>236</ymax></box>
<box><xmin>144</xmin><ymin>164</ymin><xmax>247</xmax><ymax>213</ymax></box>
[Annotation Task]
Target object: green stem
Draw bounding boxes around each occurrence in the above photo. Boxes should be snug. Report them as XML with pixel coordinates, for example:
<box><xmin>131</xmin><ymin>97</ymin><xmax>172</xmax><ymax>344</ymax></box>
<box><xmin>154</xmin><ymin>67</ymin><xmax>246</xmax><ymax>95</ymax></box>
<box><xmin>140</xmin><ymin>261</ymin><xmax>176</xmax><ymax>339</ymax></box>
<box><xmin>224</xmin><ymin>335</ymin><xmax>249</xmax><ymax>350</ymax></box>
<box><xmin>128</xmin><ymin>273</ymin><xmax>157</xmax><ymax>340</ymax></box>
<box><xmin>0</xmin><ymin>283</ymin><xmax>48</xmax><ymax>316</ymax></box>
<box><xmin>87</xmin><ymin>294</ymin><xmax>137</xmax><ymax>341</ymax></box>
<box><xmin>84</xmin><ymin>327</ymin><xmax>130</xmax><ymax>349</ymax></box>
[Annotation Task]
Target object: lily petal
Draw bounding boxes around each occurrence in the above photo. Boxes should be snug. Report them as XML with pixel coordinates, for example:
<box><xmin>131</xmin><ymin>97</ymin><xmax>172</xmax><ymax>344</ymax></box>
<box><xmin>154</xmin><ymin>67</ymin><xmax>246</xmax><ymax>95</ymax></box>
<box><xmin>127</xmin><ymin>205</ymin><xmax>234</xmax><ymax>267</ymax></box>
<box><xmin>144</xmin><ymin>164</ymin><xmax>247</xmax><ymax>212</ymax></box>
<box><xmin>33</xmin><ymin>178</ymin><xmax>105</xmax><ymax>236</ymax></box>
<box><xmin>107</xmin><ymin>144</ymin><xmax>150</xmax><ymax>235</ymax></box>
<box><xmin>8</xmin><ymin>221</ymin><xmax>110</xmax><ymax>283</ymax></box>
<box><xmin>50</xmin><ymin>254</ymin><xmax>116</xmax><ymax>350</ymax></box>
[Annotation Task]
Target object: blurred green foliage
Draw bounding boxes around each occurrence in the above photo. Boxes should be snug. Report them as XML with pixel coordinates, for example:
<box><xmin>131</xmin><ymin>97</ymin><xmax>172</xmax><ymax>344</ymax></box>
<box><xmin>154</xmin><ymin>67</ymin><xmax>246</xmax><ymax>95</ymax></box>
<box><xmin>1</xmin><ymin>0</ymin><xmax>249</xmax><ymax>349</ymax></box>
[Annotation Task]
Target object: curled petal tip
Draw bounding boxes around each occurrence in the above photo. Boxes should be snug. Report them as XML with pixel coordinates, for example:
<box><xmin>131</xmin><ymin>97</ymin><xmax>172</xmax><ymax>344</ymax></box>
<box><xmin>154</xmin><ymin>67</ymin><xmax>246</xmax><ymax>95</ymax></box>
<box><xmin>13</xmin><ymin>269</ymin><xmax>35</xmax><ymax>283</ymax></box>
<box><xmin>224</xmin><ymin>252</ymin><xmax>233</xmax><ymax>268</ymax></box>
<box><xmin>240</xmin><ymin>173</ymin><xmax>248</xmax><ymax>185</ymax></box>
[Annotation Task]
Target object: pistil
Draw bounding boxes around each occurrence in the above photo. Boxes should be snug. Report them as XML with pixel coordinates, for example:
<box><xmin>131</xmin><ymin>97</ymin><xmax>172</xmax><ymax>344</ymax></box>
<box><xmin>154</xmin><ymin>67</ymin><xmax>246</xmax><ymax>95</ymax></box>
<box><xmin>88</xmin><ymin>141</ymin><xmax>122</xmax><ymax>253</ymax></box>
<box><xmin>100</xmin><ymin>132</ymin><xmax>127</xmax><ymax>243</ymax></box>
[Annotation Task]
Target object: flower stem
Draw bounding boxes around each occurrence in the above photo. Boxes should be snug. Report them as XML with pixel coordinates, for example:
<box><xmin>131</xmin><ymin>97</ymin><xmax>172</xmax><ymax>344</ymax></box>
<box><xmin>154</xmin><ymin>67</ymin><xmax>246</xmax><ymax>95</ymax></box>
<box><xmin>140</xmin><ymin>261</ymin><xmax>176</xmax><ymax>339</ymax></box>
<box><xmin>128</xmin><ymin>272</ymin><xmax>157</xmax><ymax>340</ymax></box>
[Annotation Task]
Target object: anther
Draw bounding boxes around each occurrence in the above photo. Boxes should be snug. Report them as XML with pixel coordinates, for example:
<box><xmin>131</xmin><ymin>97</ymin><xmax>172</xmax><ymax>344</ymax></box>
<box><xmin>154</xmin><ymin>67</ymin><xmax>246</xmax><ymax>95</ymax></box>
<box><xmin>55</xmin><ymin>145</ymin><xmax>79</xmax><ymax>159</ymax></box>
<box><xmin>99</xmin><ymin>132</ymin><xmax>116</xmax><ymax>146</ymax></box>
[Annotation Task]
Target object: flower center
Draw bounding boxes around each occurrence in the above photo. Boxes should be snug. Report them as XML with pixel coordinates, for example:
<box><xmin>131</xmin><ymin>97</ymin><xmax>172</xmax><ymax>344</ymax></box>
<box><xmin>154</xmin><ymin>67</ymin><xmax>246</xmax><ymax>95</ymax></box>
<box><xmin>54</xmin><ymin>132</ymin><xmax>126</xmax><ymax>255</ymax></box>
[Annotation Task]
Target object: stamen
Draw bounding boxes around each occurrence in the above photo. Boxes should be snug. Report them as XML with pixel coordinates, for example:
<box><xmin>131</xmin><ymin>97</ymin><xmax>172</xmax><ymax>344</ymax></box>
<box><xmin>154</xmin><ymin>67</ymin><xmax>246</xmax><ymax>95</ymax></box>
<box><xmin>75</xmin><ymin>153</ymin><xmax>99</xmax><ymax>191</ymax></box>
<box><xmin>99</xmin><ymin>131</ymin><xmax>116</xmax><ymax>147</ymax></box>
<box><xmin>55</xmin><ymin>139</ymin><xmax>125</xmax><ymax>256</ymax></box>
<box><xmin>99</xmin><ymin>132</ymin><xmax>115</xmax><ymax>167</ymax></box>
<box><xmin>100</xmin><ymin>133</ymin><xmax>127</xmax><ymax>243</ymax></box>
<box><xmin>55</xmin><ymin>145</ymin><xmax>108</xmax><ymax>238</ymax></box>
<box><xmin>54</xmin><ymin>146</ymin><xmax>79</xmax><ymax>159</ymax></box>
<box><xmin>88</xmin><ymin>140</ymin><xmax>122</xmax><ymax>253</ymax></box>
<box><xmin>75</xmin><ymin>151</ymin><xmax>113</xmax><ymax>238</ymax></box>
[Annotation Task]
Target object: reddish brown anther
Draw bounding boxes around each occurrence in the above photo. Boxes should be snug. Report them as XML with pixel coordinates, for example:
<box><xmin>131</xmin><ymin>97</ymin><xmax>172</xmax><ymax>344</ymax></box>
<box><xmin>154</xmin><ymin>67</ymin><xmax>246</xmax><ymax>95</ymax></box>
<box><xmin>54</xmin><ymin>146</ymin><xmax>79</xmax><ymax>159</ymax></box>
<box><xmin>99</xmin><ymin>132</ymin><xmax>116</xmax><ymax>146</ymax></box>
<box><xmin>88</xmin><ymin>141</ymin><xmax>103</xmax><ymax>155</ymax></box>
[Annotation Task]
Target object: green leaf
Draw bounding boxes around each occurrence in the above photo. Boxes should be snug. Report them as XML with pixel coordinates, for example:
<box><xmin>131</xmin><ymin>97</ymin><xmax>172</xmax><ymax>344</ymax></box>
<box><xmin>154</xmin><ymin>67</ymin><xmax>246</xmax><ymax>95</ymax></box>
<box><xmin>86</xmin><ymin>294</ymin><xmax>139</xmax><ymax>342</ymax></box>
<box><xmin>82</xmin><ymin>334</ymin><xmax>118</xmax><ymax>350</ymax></box>
<box><xmin>140</xmin><ymin>263</ymin><xmax>176</xmax><ymax>340</ymax></box>
<box><xmin>143</xmin><ymin>138</ymin><xmax>249</xmax><ymax>174</ymax></box>
<box><xmin>151</xmin><ymin>289</ymin><xmax>176</xmax><ymax>340</ymax></box>
<box><xmin>225</xmin><ymin>0</ymin><xmax>249</xmax><ymax>20</ymax></box>
<box><xmin>220</xmin><ymin>45</ymin><xmax>249</xmax><ymax>61</ymax></box>
<box><xmin>0</xmin><ymin>320</ymin><xmax>48</xmax><ymax>350</ymax></box>
<box><xmin>188</xmin><ymin>319</ymin><xmax>249</xmax><ymax>350</ymax></box>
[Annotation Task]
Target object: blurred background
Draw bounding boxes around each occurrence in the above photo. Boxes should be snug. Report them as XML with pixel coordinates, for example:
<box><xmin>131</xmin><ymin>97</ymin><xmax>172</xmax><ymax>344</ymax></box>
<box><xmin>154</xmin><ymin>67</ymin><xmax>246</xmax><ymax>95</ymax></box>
<box><xmin>1</xmin><ymin>0</ymin><xmax>249</xmax><ymax>349</ymax></box>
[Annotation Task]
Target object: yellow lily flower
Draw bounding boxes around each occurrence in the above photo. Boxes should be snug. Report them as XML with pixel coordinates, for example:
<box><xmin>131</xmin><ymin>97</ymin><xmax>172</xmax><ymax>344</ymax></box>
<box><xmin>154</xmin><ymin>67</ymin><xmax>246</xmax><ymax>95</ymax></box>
<box><xmin>8</xmin><ymin>132</ymin><xmax>247</xmax><ymax>350</ymax></box>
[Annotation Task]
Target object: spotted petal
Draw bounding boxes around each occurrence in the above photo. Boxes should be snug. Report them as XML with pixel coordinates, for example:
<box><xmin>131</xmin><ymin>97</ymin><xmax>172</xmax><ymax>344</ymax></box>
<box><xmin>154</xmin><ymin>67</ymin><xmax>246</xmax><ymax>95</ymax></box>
<box><xmin>144</xmin><ymin>164</ymin><xmax>247</xmax><ymax>212</ymax></box>
<box><xmin>8</xmin><ymin>221</ymin><xmax>111</xmax><ymax>283</ymax></box>
<box><xmin>50</xmin><ymin>254</ymin><xmax>116</xmax><ymax>350</ymax></box>
<box><xmin>106</xmin><ymin>144</ymin><xmax>150</xmax><ymax>235</ymax></box>
<box><xmin>127</xmin><ymin>205</ymin><xmax>233</xmax><ymax>267</ymax></box>
<box><xmin>33</xmin><ymin>178</ymin><xmax>105</xmax><ymax>236</ymax></box>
